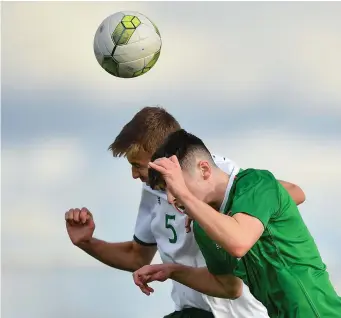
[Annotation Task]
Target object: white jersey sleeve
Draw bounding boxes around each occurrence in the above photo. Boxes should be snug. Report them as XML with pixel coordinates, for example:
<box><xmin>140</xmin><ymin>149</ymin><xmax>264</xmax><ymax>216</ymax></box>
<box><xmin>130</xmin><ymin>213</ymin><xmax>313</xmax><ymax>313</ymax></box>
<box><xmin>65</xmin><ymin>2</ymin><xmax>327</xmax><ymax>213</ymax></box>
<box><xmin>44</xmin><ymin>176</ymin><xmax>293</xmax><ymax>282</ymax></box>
<box><xmin>133</xmin><ymin>185</ymin><xmax>157</xmax><ymax>245</ymax></box>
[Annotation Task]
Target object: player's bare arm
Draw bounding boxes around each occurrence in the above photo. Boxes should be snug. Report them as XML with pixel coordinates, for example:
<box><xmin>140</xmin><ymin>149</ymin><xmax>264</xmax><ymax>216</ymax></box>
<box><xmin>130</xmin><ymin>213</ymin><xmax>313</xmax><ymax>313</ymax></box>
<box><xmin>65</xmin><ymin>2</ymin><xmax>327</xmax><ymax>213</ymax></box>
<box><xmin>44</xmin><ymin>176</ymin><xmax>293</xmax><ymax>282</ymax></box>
<box><xmin>79</xmin><ymin>239</ymin><xmax>156</xmax><ymax>272</ymax></box>
<box><xmin>278</xmin><ymin>180</ymin><xmax>305</xmax><ymax>205</ymax></box>
<box><xmin>181</xmin><ymin>193</ymin><xmax>262</xmax><ymax>258</ymax></box>
<box><xmin>185</xmin><ymin>179</ymin><xmax>304</xmax><ymax>232</ymax></box>
<box><xmin>65</xmin><ymin>207</ymin><xmax>156</xmax><ymax>272</ymax></box>
<box><xmin>133</xmin><ymin>264</ymin><xmax>242</xmax><ymax>299</ymax></box>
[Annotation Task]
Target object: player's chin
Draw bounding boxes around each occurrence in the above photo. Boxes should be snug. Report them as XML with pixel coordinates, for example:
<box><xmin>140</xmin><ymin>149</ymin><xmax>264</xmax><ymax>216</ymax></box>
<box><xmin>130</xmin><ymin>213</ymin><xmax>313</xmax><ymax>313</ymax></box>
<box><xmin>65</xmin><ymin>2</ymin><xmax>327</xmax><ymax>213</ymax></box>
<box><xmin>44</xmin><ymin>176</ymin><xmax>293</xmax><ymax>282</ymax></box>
<box><xmin>140</xmin><ymin>177</ymin><xmax>148</xmax><ymax>184</ymax></box>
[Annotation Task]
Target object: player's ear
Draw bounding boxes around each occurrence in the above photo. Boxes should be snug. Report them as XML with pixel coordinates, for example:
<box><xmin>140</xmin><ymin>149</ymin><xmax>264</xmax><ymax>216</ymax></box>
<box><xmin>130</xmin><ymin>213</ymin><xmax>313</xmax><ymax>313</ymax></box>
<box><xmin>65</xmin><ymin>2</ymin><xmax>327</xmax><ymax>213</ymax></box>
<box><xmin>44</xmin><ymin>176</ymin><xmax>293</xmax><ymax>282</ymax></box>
<box><xmin>198</xmin><ymin>161</ymin><xmax>211</xmax><ymax>180</ymax></box>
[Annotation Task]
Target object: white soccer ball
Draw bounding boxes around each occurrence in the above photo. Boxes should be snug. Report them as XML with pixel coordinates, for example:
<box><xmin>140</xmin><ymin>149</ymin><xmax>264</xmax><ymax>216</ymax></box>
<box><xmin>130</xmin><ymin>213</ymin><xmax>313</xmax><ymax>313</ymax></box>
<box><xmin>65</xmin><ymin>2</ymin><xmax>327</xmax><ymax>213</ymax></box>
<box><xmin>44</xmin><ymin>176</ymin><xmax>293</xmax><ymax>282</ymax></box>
<box><xmin>93</xmin><ymin>11</ymin><xmax>162</xmax><ymax>78</ymax></box>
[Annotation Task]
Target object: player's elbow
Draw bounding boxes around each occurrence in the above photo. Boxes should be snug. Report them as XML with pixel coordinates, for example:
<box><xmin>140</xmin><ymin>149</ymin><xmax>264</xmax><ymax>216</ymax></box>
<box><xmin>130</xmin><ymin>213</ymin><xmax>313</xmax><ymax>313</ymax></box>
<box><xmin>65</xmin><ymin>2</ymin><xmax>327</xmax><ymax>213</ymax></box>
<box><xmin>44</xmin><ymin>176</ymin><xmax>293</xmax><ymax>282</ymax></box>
<box><xmin>219</xmin><ymin>238</ymin><xmax>248</xmax><ymax>258</ymax></box>
<box><xmin>295</xmin><ymin>186</ymin><xmax>306</xmax><ymax>205</ymax></box>
<box><xmin>227</xmin><ymin>284</ymin><xmax>243</xmax><ymax>299</ymax></box>
<box><xmin>229</xmin><ymin>247</ymin><xmax>248</xmax><ymax>258</ymax></box>
<box><xmin>219</xmin><ymin>240</ymin><xmax>248</xmax><ymax>258</ymax></box>
<box><xmin>288</xmin><ymin>183</ymin><xmax>306</xmax><ymax>205</ymax></box>
<box><xmin>221</xmin><ymin>277</ymin><xmax>243</xmax><ymax>299</ymax></box>
<box><xmin>226</xmin><ymin>241</ymin><xmax>250</xmax><ymax>258</ymax></box>
<box><xmin>233</xmin><ymin>288</ymin><xmax>243</xmax><ymax>299</ymax></box>
<box><xmin>279</xmin><ymin>180</ymin><xmax>306</xmax><ymax>205</ymax></box>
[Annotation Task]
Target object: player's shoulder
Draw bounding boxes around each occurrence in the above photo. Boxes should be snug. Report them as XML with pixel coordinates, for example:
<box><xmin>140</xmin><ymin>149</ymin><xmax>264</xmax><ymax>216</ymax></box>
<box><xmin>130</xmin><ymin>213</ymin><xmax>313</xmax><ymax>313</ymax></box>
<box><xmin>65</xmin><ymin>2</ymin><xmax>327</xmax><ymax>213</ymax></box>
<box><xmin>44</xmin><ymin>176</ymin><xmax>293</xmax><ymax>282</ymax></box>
<box><xmin>211</xmin><ymin>153</ymin><xmax>233</xmax><ymax>164</ymax></box>
<box><xmin>138</xmin><ymin>184</ymin><xmax>167</xmax><ymax>213</ymax></box>
<box><xmin>235</xmin><ymin>169</ymin><xmax>277</xmax><ymax>195</ymax></box>
<box><xmin>212</xmin><ymin>154</ymin><xmax>240</xmax><ymax>175</ymax></box>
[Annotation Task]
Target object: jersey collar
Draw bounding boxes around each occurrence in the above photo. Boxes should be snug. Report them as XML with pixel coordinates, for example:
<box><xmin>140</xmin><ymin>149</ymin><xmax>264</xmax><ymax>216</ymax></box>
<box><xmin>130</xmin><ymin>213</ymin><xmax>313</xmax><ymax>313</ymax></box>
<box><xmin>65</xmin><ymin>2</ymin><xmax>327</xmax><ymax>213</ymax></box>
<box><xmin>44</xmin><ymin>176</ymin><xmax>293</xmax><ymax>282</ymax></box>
<box><xmin>219</xmin><ymin>166</ymin><xmax>240</xmax><ymax>213</ymax></box>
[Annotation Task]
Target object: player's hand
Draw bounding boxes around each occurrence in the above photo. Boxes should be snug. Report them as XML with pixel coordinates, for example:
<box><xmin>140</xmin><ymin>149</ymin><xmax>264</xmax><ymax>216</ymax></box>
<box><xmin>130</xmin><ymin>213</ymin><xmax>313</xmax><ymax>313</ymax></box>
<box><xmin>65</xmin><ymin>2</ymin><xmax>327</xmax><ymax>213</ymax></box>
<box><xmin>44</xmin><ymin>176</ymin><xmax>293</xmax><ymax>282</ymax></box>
<box><xmin>185</xmin><ymin>216</ymin><xmax>193</xmax><ymax>233</ymax></box>
<box><xmin>133</xmin><ymin>264</ymin><xmax>172</xmax><ymax>296</ymax></box>
<box><xmin>148</xmin><ymin>156</ymin><xmax>191</xmax><ymax>202</ymax></box>
<box><xmin>65</xmin><ymin>207</ymin><xmax>95</xmax><ymax>246</ymax></box>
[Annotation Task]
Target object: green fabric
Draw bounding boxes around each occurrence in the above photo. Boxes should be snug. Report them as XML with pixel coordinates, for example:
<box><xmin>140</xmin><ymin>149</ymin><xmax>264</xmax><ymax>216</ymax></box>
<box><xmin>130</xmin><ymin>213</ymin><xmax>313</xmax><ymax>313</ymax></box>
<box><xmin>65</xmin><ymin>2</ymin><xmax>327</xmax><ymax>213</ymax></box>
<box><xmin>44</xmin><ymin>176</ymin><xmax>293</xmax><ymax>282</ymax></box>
<box><xmin>194</xmin><ymin>168</ymin><xmax>341</xmax><ymax>317</ymax></box>
<box><xmin>163</xmin><ymin>308</ymin><xmax>213</xmax><ymax>318</ymax></box>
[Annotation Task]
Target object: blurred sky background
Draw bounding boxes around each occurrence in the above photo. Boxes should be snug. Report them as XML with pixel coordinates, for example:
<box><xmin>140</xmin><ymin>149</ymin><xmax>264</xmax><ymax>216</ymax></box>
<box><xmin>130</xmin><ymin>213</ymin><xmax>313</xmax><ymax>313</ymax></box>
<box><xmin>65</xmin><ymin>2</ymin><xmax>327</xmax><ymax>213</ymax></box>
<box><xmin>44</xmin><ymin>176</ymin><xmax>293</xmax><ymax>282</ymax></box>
<box><xmin>2</xmin><ymin>1</ymin><xmax>341</xmax><ymax>318</ymax></box>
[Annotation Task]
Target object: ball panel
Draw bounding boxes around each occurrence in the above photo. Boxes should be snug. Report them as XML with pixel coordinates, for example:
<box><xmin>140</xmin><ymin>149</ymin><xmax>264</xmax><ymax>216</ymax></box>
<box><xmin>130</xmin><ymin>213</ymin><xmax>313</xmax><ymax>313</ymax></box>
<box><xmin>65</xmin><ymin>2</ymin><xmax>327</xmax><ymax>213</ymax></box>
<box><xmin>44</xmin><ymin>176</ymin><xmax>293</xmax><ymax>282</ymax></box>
<box><xmin>137</xmin><ymin>14</ymin><xmax>160</xmax><ymax>37</ymax></box>
<box><xmin>118</xmin><ymin>58</ymin><xmax>146</xmax><ymax>78</ymax></box>
<box><xmin>106</xmin><ymin>12</ymin><xmax>125</xmax><ymax>34</ymax></box>
<box><xmin>122</xmin><ymin>15</ymin><xmax>135</xmax><ymax>22</ymax></box>
<box><xmin>125</xmin><ymin>26</ymin><xmax>141</xmax><ymax>45</ymax></box>
<box><xmin>132</xmin><ymin>17</ymin><xmax>141</xmax><ymax>28</ymax></box>
<box><xmin>102</xmin><ymin>56</ymin><xmax>119</xmax><ymax>77</ymax></box>
<box><xmin>112</xmin><ymin>22</ymin><xmax>125</xmax><ymax>44</ymax></box>
<box><xmin>122</xmin><ymin>21</ymin><xmax>134</xmax><ymax>29</ymax></box>
<box><xmin>118</xmin><ymin>28</ymin><xmax>135</xmax><ymax>45</ymax></box>
<box><xmin>134</xmin><ymin>24</ymin><xmax>158</xmax><ymax>42</ymax></box>
<box><xmin>133</xmin><ymin>50</ymin><xmax>160</xmax><ymax>77</ymax></box>
<box><xmin>96</xmin><ymin>16</ymin><xmax>116</xmax><ymax>55</ymax></box>
<box><xmin>113</xmin><ymin>34</ymin><xmax>161</xmax><ymax>63</ymax></box>
<box><xmin>93</xmin><ymin>34</ymin><xmax>104</xmax><ymax>65</ymax></box>
<box><xmin>95</xmin><ymin>12</ymin><xmax>124</xmax><ymax>55</ymax></box>
<box><xmin>111</xmin><ymin>14</ymin><xmax>142</xmax><ymax>46</ymax></box>
<box><xmin>121</xmin><ymin>11</ymin><xmax>156</xmax><ymax>30</ymax></box>
<box><xmin>125</xmin><ymin>24</ymin><xmax>159</xmax><ymax>45</ymax></box>
<box><xmin>144</xmin><ymin>50</ymin><xmax>160</xmax><ymax>69</ymax></box>
<box><xmin>150</xmin><ymin>21</ymin><xmax>161</xmax><ymax>37</ymax></box>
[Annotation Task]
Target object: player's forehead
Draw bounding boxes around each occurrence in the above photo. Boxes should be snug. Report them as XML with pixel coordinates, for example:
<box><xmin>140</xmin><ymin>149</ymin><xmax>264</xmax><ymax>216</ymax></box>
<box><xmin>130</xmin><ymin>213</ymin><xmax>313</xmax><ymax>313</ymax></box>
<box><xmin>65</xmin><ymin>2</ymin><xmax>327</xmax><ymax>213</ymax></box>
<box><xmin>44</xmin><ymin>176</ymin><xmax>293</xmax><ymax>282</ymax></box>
<box><xmin>127</xmin><ymin>149</ymin><xmax>151</xmax><ymax>165</ymax></box>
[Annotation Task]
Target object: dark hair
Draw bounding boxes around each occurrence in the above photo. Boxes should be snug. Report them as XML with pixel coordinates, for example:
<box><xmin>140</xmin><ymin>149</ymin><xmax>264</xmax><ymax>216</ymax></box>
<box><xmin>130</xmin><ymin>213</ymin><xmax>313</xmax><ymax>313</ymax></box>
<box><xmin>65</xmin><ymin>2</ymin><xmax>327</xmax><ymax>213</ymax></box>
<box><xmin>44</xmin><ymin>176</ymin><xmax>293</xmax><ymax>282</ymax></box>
<box><xmin>148</xmin><ymin>129</ymin><xmax>214</xmax><ymax>190</ymax></box>
<box><xmin>108</xmin><ymin>106</ymin><xmax>181</xmax><ymax>157</ymax></box>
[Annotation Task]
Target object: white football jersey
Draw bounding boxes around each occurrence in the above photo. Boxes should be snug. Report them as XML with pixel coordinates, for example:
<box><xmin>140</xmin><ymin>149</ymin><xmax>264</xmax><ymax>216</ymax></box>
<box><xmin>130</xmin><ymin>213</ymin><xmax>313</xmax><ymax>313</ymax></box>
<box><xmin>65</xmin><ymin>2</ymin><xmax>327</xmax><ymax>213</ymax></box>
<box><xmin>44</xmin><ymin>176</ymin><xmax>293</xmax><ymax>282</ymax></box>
<box><xmin>134</xmin><ymin>155</ymin><xmax>269</xmax><ymax>317</ymax></box>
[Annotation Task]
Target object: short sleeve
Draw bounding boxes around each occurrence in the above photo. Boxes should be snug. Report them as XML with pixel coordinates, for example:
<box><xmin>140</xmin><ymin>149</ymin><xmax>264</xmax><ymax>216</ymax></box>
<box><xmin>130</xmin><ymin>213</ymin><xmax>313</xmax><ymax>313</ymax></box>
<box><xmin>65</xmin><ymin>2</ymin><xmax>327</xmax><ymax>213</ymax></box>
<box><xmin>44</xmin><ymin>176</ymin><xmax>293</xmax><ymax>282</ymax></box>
<box><xmin>230</xmin><ymin>169</ymin><xmax>280</xmax><ymax>228</ymax></box>
<box><xmin>133</xmin><ymin>186</ymin><xmax>157</xmax><ymax>246</ymax></box>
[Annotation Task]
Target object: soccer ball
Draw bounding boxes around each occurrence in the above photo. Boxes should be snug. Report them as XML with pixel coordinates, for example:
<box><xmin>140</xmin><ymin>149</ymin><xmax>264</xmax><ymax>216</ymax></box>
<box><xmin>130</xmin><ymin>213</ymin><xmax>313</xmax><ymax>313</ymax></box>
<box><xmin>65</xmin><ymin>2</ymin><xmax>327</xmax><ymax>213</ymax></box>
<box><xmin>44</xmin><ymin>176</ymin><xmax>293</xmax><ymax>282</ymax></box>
<box><xmin>93</xmin><ymin>11</ymin><xmax>162</xmax><ymax>78</ymax></box>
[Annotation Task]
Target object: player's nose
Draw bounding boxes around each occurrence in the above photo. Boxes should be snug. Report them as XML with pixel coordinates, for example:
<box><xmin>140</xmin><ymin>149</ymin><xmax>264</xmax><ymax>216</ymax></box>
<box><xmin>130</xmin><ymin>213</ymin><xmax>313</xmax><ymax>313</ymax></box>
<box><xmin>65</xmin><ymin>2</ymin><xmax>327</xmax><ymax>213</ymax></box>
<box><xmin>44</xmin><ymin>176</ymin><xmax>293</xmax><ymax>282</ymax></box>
<box><xmin>132</xmin><ymin>167</ymin><xmax>140</xmax><ymax>179</ymax></box>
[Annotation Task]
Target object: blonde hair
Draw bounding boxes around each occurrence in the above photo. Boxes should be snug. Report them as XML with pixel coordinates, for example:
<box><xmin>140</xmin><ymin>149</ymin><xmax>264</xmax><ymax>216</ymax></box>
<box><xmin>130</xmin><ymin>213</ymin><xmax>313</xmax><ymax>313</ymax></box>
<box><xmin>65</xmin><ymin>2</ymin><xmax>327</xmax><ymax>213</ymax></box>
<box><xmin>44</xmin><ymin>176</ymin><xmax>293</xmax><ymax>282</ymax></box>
<box><xmin>109</xmin><ymin>106</ymin><xmax>181</xmax><ymax>158</ymax></box>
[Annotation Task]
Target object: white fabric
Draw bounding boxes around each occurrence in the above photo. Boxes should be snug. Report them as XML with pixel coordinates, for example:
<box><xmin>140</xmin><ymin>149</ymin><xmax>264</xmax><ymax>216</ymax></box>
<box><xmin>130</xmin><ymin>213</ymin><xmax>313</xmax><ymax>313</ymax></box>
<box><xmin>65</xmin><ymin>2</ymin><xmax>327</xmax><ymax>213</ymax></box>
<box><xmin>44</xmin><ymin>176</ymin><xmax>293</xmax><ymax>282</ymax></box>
<box><xmin>134</xmin><ymin>155</ymin><xmax>269</xmax><ymax>317</ymax></box>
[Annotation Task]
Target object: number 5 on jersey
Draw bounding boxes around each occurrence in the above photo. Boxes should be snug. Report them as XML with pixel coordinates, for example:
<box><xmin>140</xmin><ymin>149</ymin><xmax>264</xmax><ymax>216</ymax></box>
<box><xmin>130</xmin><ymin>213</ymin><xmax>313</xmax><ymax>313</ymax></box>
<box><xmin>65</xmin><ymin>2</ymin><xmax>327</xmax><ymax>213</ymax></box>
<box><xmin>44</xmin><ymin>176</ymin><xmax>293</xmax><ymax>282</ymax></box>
<box><xmin>165</xmin><ymin>214</ymin><xmax>177</xmax><ymax>244</ymax></box>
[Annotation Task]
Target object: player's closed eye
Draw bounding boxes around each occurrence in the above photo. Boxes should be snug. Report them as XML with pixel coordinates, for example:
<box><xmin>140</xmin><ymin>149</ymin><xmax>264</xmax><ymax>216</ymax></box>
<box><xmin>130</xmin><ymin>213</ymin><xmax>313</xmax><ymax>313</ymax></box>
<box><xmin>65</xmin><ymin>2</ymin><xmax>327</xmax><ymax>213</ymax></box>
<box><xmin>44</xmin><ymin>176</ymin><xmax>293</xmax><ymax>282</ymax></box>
<box><xmin>154</xmin><ymin>182</ymin><xmax>166</xmax><ymax>191</ymax></box>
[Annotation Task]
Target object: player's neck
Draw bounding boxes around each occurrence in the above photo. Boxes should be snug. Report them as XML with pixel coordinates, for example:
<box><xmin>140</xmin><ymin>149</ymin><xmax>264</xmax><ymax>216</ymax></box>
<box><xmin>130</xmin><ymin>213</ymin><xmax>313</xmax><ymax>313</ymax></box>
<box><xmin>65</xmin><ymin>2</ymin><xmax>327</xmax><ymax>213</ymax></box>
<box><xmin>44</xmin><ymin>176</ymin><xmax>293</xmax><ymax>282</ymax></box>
<box><xmin>209</xmin><ymin>169</ymin><xmax>230</xmax><ymax>210</ymax></box>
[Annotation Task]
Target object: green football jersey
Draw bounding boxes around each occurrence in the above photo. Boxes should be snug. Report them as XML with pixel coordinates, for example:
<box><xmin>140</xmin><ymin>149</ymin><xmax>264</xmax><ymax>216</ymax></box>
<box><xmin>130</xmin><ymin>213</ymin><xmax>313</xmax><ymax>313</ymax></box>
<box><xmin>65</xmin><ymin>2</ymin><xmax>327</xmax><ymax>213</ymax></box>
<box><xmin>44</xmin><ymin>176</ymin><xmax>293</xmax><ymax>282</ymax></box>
<box><xmin>194</xmin><ymin>168</ymin><xmax>341</xmax><ymax>318</ymax></box>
